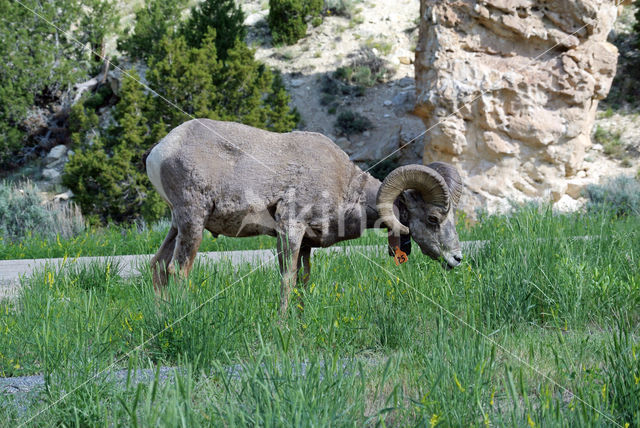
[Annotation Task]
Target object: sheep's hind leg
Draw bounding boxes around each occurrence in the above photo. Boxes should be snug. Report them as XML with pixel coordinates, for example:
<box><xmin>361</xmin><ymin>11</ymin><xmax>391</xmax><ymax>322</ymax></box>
<box><xmin>151</xmin><ymin>225</ymin><xmax>178</xmax><ymax>291</ymax></box>
<box><xmin>276</xmin><ymin>225</ymin><xmax>305</xmax><ymax>317</ymax></box>
<box><xmin>170</xmin><ymin>218</ymin><xmax>205</xmax><ymax>281</ymax></box>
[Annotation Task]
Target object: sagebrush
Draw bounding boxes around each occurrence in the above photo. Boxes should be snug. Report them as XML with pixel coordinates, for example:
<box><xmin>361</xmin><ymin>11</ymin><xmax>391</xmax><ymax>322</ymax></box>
<box><xmin>585</xmin><ymin>175</ymin><xmax>640</xmax><ymax>216</ymax></box>
<box><xmin>0</xmin><ymin>181</ymin><xmax>84</xmax><ymax>242</ymax></box>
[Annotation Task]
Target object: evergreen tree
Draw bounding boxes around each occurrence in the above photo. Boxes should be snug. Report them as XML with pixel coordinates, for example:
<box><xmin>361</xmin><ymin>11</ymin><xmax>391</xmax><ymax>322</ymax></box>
<box><xmin>110</xmin><ymin>69</ymin><xmax>151</xmax><ymax>155</ymax></box>
<box><xmin>67</xmin><ymin>100</ymin><xmax>99</xmax><ymax>148</ymax></box>
<box><xmin>214</xmin><ymin>41</ymin><xmax>272</xmax><ymax>127</ymax></box>
<box><xmin>78</xmin><ymin>0</ymin><xmax>120</xmax><ymax>64</ymax></box>
<box><xmin>63</xmin><ymin>69</ymin><xmax>166</xmax><ymax>224</ymax></box>
<box><xmin>0</xmin><ymin>0</ymin><xmax>86</xmax><ymax>168</ymax></box>
<box><xmin>146</xmin><ymin>30</ymin><xmax>222</xmax><ymax>130</ymax></box>
<box><xmin>63</xmin><ymin>6</ymin><xmax>299</xmax><ymax>224</ymax></box>
<box><xmin>268</xmin><ymin>0</ymin><xmax>323</xmax><ymax>45</ymax></box>
<box><xmin>266</xmin><ymin>71</ymin><xmax>301</xmax><ymax>132</ymax></box>
<box><xmin>118</xmin><ymin>0</ymin><xmax>188</xmax><ymax>61</ymax></box>
<box><xmin>635</xmin><ymin>0</ymin><xmax>640</xmax><ymax>49</ymax></box>
<box><xmin>147</xmin><ymin>28</ymin><xmax>299</xmax><ymax>133</ymax></box>
<box><xmin>181</xmin><ymin>0</ymin><xmax>246</xmax><ymax>60</ymax></box>
<box><xmin>268</xmin><ymin>0</ymin><xmax>306</xmax><ymax>45</ymax></box>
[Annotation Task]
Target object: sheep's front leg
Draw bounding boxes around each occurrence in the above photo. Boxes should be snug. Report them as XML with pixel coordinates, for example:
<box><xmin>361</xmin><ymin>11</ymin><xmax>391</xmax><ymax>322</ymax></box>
<box><xmin>276</xmin><ymin>224</ymin><xmax>305</xmax><ymax>317</ymax></box>
<box><xmin>294</xmin><ymin>244</ymin><xmax>312</xmax><ymax>312</ymax></box>
<box><xmin>299</xmin><ymin>245</ymin><xmax>311</xmax><ymax>285</ymax></box>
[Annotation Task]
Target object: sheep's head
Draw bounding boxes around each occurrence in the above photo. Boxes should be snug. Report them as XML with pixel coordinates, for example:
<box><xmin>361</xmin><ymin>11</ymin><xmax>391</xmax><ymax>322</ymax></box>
<box><xmin>376</xmin><ymin>162</ymin><xmax>463</xmax><ymax>269</ymax></box>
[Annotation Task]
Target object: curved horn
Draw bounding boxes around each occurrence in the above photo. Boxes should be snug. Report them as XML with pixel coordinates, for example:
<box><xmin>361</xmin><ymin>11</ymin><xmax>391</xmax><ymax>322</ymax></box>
<box><xmin>426</xmin><ymin>162</ymin><xmax>463</xmax><ymax>208</ymax></box>
<box><xmin>376</xmin><ymin>165</ymin><xmax>450</xmax><ymax>235</ymax></box>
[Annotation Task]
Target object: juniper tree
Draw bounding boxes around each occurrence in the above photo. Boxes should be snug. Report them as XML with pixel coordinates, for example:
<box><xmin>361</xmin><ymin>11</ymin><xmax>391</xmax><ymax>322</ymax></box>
<box><xmin>181</xmin><ymin>0</ymin><xmax>246</xmax><ymax>60</ymax></box>
<box><xmin>63</xmin><ymin>9</ymin><xmax>298</xmax><ymax>224</ymax></box>
<box><xmin>0</xmin><ymin>0</ymin><xmax>85</xmax><ymax>168</ymax></box>
<box><xmin>146</xmin><ymin>31</ymin><xmax>222</xmax><ymax>130</ymax></box>
<box><xmin>63</xmin><ymin>69</ymin><xmax>166</xmax><ymax>224</ymax></box>
<box><xmin>118</xmin><ymin>0</ymin><xmax>188</xmax><ymax>61</ymax></box>
<box><xmin>78</xmin><ymin>0</ymin><xmax>120</xmax><ymax>65</ymax></box>
<box><xmin>635</xmin><ymin>0</ymin><xmax>640</xmax><ymax>49</ymax></box>
<box><xmin>268</xmin><ymin>0</ymin><xmax>323</xmax><ymax>45</ymax></box>
<box><xmin>147</xmin><ymin>28</ymin><xmax>298</xmax><ymax>135</ymax></box>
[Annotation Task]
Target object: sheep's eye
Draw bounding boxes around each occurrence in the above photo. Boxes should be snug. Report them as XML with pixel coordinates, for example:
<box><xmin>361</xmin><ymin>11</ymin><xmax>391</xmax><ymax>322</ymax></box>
<box><xmin>427</xmin><ymin>215</ymin><xmax>439</xmax><ymax>225</ymax></box>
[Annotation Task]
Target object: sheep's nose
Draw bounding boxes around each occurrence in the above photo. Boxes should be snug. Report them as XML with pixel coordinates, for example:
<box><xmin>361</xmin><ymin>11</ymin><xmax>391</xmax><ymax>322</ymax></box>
<box><xmin>453</xmin><ymin>254</ymin><xmax>463</xmax><ymax>263</ymax></box>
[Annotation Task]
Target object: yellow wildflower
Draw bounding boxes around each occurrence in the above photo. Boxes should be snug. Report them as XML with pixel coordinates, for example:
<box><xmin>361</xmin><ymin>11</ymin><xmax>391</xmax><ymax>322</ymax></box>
<box><xmin>429</xmin><ymin>413</ymin><xmax>440</xmax><ymax>427</ymax></box>
<box><xmin>527</xmin><ymin>413</ymin><xmax>535</xmax><ymax>427</ymax></box>
<box><xmin>453</xmin><ymin>373</ymin><xmax>465</xmax><ymax>392</ymax></box>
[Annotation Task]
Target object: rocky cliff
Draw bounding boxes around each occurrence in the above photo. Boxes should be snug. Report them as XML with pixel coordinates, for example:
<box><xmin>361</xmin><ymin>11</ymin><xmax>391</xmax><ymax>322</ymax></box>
<box><xmin>415</xmin><ymin>0</ymin><xmax>620</xmax><ymax>213</ymax></box>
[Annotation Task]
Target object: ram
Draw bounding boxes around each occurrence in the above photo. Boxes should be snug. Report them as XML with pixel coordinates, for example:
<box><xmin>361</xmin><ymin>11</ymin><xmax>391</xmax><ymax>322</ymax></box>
<box><xmin>145</xmin><ymin>119</ymin><xmax>463</xmax><ymax>314</ymax></box>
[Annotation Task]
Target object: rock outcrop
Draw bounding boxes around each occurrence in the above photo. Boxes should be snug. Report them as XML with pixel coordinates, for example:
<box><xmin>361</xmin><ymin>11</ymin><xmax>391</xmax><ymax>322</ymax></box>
<box><xmin>415</xmin><ymin>0</ymin><xmax>620</xmax><ymax>213</ymax></box>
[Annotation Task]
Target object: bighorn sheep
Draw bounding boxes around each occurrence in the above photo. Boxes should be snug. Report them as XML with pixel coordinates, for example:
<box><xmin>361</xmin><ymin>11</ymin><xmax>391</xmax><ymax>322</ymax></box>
<box><xmin>145</xmin><ymin>119</ymin><xmax>463</xmax><ymax>315</ymax></box>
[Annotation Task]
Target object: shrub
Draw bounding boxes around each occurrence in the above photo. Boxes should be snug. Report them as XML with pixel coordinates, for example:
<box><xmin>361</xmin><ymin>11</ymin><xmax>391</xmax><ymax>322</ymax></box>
<box><xmin>351</xmin><ymin>48</ymin><xmax>390</xmax><ymax>86</ymax></box>
<box><xmin>593</xmin><ymin>125</ymin><xmax>626</xmax><ymax>159</ymax></box>
<box><xmin>63</xmin><ymin>69</ymin><xmax>167</xmax><ymax>225</ymax></box>
<box><xmin>118</xmin><ymin>0</ymin><xmax>189</xmax><ymax>61</ymax></box>
<box><xmin>268</xmin><ymin>0</ymin><xmax>323</xmax><ymax>45</ymax></box>
<box><xmin>0</xmin><ymin>181</ymin><xmax>84</xmax><ymax>242</ymax></box>
<box><xmin>334</xmin><ymin>66</ymin><xmax>353</xmax><ymax>81</ymax></box>
<box><xmin>335</xmin><ymin>110</ymin><xmax>372</xmax><ymax>136</ymax></box>
<box><xmin>0</xmin><ymin>0</ymin><xmax>91</xmax><ymax>169</ymax></box>
<box><xmin>324</xmin><ymin>0</ymin><xmax>357</xmax><ymax>18</ymax></box>
<box><xmin>181</xmin><ymin>0</ymin><xmax>246</xmax><ymax>60</ymax></box>
<box><xmin>585</xmin><ymin>175</ymin><xmax>640</xmax><ymax>216</ymax></box>
<box><xmin>320</xmin><ymin>93</ymin><xmax>337</xmax><ymax>106</ymax></box>
<box><xmin>82</xmin><ymin>85</ymin><xmax>114</xmax><ymax>111</ymax></box>
<box><xmin>268</xmin><ymin>0</ymin><xmax>307</xmax><ymax>45</ymax></box>
<box><xmin>635</xmin><ymin>0</ymin><xmax>640</xmax><ymax>48</ymax></box>
<box><xmin>333</xmin><ymin>48</ymin><xmax>390</xmax><ymax>88</ymax></box>
<box><xmin>63</xmin><ymin>142</ymin><xmax>166</xmax><ymax>225</ymax></box>
<box><xmin>322</xmin><ymin>74</ymin><xmax>351</xmax><ymax>96</ymax></box>
<box><xmin>365</xmin><ymin>158</ymin><xmax>399</xmax><ymax>181</ymax></box>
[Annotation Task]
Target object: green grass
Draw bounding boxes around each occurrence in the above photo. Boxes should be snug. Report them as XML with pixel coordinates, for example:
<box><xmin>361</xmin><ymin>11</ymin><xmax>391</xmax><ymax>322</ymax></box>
<box><xmin>0</xmin><ymin>206</ymin><xmax>639</xmax><ymax>426</ymax></box>
<box><xmin>0</xmin><ymin>220</ymin><xmax>277</xmax><ymax>260</ymax></box>
<box><xmin>5</xmin><ymin>201</ymin><xmax>633</xmax><ymax>261</ymax></box>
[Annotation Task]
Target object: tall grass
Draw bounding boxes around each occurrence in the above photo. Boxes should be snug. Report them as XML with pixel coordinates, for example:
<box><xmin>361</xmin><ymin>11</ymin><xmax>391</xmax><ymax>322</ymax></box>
<box><xmin>0</xmin><ymin>207</ymin><xmax>638</xmax><ymax>425</ymax></box>
<box><xmin>0</xmin><ymin>219</ymin><xmax>277</xmax><ymax>260</ymax></box>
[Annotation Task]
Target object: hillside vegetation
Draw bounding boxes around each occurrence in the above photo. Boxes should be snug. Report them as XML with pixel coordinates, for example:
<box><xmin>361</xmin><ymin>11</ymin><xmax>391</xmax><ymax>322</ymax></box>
<box><xmin>1</xmin><ymin>0</ymin><xmax>299</xmax><ymax>224</ymax></box>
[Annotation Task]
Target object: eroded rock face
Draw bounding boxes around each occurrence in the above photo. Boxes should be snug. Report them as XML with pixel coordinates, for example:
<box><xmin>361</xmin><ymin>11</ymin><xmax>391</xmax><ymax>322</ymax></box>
<box><xmin>415</xmin><ymin>0</ymin><xmax>619</xmax><ymax>213</ymax></box>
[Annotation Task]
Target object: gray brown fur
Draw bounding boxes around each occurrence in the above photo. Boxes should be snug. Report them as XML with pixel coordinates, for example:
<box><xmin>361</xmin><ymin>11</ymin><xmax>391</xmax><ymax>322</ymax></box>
<box><xmin>146</xmin><ymin>119</ymin><xmax>463</xmax><ymax>315</ymax></box>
